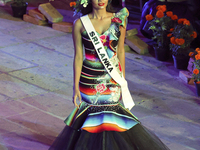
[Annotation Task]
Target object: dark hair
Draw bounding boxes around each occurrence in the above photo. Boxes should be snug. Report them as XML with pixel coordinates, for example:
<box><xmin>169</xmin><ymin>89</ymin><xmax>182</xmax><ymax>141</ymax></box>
<box><xmin>74</xmin><ymin>0</ymin><xmax>116</xmax><ymax>17</ymax></box>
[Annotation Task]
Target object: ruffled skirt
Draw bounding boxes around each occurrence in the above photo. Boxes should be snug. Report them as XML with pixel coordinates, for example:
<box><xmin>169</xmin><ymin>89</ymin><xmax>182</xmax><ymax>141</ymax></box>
<box><xmin>49</xmin><ymin>102</ymin><xmax>169</xmax><ymax>150</ymax></box>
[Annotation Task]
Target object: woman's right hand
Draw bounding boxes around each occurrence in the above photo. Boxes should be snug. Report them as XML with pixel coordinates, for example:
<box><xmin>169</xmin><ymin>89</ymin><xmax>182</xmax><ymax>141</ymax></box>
<box><xmin>73</xmin><ymin>88</ymin><xmax>82</xmax><ymax>108</ymax></box>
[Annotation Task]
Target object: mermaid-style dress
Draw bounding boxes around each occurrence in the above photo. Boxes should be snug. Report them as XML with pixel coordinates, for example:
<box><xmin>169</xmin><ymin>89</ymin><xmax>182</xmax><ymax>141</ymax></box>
<box><xmin>49</xmin><ymin>8</ymin><xmax>169</xmax><ymax>150</ymax></box>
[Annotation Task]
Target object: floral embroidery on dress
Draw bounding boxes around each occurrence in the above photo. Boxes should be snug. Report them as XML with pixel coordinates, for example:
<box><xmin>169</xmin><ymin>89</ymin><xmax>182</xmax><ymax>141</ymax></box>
<box><xmin>100</xmin><ymin>35</ymin><xmax>109</xmax><ymax>50</ymax></box>
<box><xmin>111</xmin><ymin>17</ymin><xmax>122</xmax><ymax>23</ymax></box>
<box><xmin>96</xmin><ymin>83</ymin><xmax>106</xmax><ymax>93</ymax></box>
<box><xmin>109</xmin><ymin>87</ymin><xmax>121</xmax><ymax>102</ymax></box>
<box><xmin>111</xmin><ymin>7</ymin><xmax>129</xmax><ymax>28</ymax></box>
<box><xmin>118</xmin><ymin>62</ymin><xmax>122</xmax><ymax>72</ymax></box>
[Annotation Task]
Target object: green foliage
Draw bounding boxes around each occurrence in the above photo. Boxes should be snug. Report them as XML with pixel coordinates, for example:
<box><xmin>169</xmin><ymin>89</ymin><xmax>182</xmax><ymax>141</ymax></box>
<box><xmin>170</xmin><ymin>22</ymin><xmax>196</xmax><ymax>56</ymax></box>
<box><xmin>148</xmin><ymin>14</ymin><xmax>175</xmax><ymax>48</ymax></box>
<box><xmin>193</xmin><ymin>60</ymin><xmax>200</xmax><ymax>81</ymax></box>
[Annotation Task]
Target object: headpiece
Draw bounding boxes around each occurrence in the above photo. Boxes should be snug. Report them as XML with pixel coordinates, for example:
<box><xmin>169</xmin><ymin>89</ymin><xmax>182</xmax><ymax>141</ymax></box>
<box><xmin>81</xmin><ymin>0</ymin><xmax>89</xmax><ymax>7</ymax></box>
<box><xmin>70</xmin><ymin>0</ymin><xmax>89</xmax><ymax>16</ymax></box>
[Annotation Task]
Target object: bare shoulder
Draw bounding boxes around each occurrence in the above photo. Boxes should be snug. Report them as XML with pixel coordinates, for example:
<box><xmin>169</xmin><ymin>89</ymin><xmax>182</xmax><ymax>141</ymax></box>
<box><xmin>73</xmin><ymin>18</ymin><xmax>82</xmax><ymax>28</ymax></box>
<box><xmin>73</xmin><ymin>18</ymin><xmax>85</xmax><ymax>33</ymax></box>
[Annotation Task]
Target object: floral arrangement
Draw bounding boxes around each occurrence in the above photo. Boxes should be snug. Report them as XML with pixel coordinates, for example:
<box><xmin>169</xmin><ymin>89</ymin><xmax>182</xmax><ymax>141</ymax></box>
<box><xmin>189</xmin><ymin>48</ymin><xmax>200</xmax><ymax>83</ymax></box>
<box><xmin>169</xmin><ymin>18</ymin><xmax>197</xmax><ymax>56</ymax></box>
<box><xmin>145</xmin><ymin>5</ymin><xmax>178</xmax><ymax>48</ymax></box>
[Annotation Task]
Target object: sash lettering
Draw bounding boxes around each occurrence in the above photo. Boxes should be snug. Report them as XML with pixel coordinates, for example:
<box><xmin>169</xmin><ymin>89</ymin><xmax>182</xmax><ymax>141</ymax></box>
<box><xmin>102</xmin><ymin>58</ymin><xmax>111</xmax><ymax>68</ymax></box>
<box><xmin>90</xmin><ymin>31</ymin><xmax>99</xmax><ymax>45</ymax></box>
<box><xmin>100</xmin><ymin>54</ymin><xmax>105</xmax><ymax>59</ymax></box>
<box><xmin>97</xmin><ymin>47</ymin><xmax>102</xmax><ymax>53</ymax></box>
<box><xmin>102</xmin><ymin>58</ymin><xmax>113</xmax><ymax>73</ymax></box>
<box><xmin>89</xmin><ymin>32</ymin><xmax>113</xmax><ymax>73</ymax></box>
<box><xmin>89</xmin><ymin>31</ymin><xmax>95</xmax><ymax>37</ymax></box>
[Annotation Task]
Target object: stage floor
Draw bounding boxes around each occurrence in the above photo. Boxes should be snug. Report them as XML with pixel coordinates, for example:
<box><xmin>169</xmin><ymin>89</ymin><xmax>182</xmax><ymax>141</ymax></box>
<box><xmin>0</xmin><ymin>0</ymin><xmax>199</xmax><ymax>149</ymax></box>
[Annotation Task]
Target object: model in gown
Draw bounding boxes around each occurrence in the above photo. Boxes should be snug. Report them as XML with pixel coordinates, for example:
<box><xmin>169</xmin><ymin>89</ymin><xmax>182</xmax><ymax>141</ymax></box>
<box><xmin>49</xmin><ymin>0</ymin><xmax>170</xmax><ymax>149</ymax></box>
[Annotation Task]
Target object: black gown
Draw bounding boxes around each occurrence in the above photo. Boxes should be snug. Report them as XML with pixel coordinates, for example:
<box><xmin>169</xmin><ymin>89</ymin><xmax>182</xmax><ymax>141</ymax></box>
<box><xmin>49</xmin><ymin>8</ymin><xmax>170</xmax><ymax>150</ymax></box>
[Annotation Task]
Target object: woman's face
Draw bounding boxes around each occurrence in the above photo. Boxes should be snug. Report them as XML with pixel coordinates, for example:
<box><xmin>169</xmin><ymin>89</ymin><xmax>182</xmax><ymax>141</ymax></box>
<box><xmin>91</xmin><ymin>0</ymin><xmax>109</xmax><ymax>9</ymax></box>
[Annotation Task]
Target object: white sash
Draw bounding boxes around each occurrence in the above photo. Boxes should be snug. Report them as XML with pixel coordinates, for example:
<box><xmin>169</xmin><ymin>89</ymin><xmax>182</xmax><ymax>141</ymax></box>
<box><xmin>80</xmin><ymin>15</ymin><xmax>135</xmax><ymax>110</ymax></box>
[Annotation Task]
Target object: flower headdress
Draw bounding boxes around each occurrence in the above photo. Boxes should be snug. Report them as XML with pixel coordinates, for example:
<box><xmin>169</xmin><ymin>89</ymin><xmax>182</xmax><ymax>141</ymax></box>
<box><xmin>70</xmin><ymin>0</ymin><xmax>90</xmax><ymax>16</ymax></box>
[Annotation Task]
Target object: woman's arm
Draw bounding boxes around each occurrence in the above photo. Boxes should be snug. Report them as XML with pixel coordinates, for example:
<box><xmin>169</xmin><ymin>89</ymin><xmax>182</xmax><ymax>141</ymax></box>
<box><xmin>117</xmin><ymin>26</ymin><xmax>126</xmax><ymax>77</ymax></box>
<box><xmin>72</xmin><ymin>19</ymin><xmax>83</xmax><ymax>107</ymax></box>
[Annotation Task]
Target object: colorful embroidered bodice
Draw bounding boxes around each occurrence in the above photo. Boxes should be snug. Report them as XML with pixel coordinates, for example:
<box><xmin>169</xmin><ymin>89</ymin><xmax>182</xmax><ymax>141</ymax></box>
<box><xmin>79</xmin><ymin>8</ymin><xmax>129</xmax><ymax>105</ymax></box>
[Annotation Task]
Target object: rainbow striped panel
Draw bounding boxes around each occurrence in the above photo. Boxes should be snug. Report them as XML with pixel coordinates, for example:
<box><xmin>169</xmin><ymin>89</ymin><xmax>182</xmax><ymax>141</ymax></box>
<box><xmin>81</xmin><ymin>111</ymin><xmax>138</xmax><ymax>133</ymax></box>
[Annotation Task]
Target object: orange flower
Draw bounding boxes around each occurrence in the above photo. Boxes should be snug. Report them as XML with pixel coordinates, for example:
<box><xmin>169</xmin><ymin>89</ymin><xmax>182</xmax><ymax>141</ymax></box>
<box><xmin>195</xmin><ymin>54</ymin><xmax>200</xmax><ymax>60</ymax></box>
<box><xmin>156</xmin><ymin>10</ymin><xmax>164</xmax><ymax>18</ymax></box>
<box><xmin>170</xmin><ymin>37</ymin><xmax>176</xmax><ymax>44</ymax></box>
<box><xmin>191</xmin><ymin>31</ymin><xmax>197</xmax><ymax>38</ymax></box>
<box><xmin>171</xmin><ymin>15</ymin><xmax>178</xmax><ymax>20</ymax></box>
<box><xmin>170</xmin><ymin>28</ymin><xmax>174</xmax><ymax>32</ymax></box>
<box><xmin>157</xmin><ymin>5</ymin><xmax>167</xmax><ymax>12</ymax></box>
<box><xmin>156</xmin><ymin>5</ymin><xmax>166</xmax><ymax>11</ymax></box>
<box><xmin>193</xmin><ymin>69</ymin><xmax>199</xmax><ymax>75</ymax></box>
<box><xmin>183</xmin><ymin>20</ymin><xmax>190</xmax><ymax>26</ymax></box>
<box><xmin>175</xmin><ymin>38</ymin><xmax>185</xmax><ymax>45</ymax></box>
<box><xmin>166</xmin><ymin>11</ymin><xmax>173</xmax><ymax>17</ymax></box>
<box><xmin>178</xmin><ymin>18</ymin><xmax>186</xmax><ymax>24</ymax></box>
<box><xmin>70</xmin><ymin>2</ymin><xmax>76</xmax><ymax>7</ymax></box>
<box><xmin>156</xmin><ymin>5</ymin><xmax>161</xmax><ymax>10</ymax></box>
<box><xmin>193</xmin><ymin>31</ymin><xmax>197</xmax><ymax>38</ymax></box>
<box><xmin>145</xmin><ymin>14</ymin><xmax>153</xmax><ymax>21</ymax></box>
<box><xmin>195</xmin><ymin>47</ymin><xmax>200</xmax><ymax>52</ymax></box>
<box><xmin>189</xmin><ymin>52</ymin><xmax>194</xmax><ymax>57</ymax></box>
<box><xmin>167</xmin><ymin>33</ymin><xmax>172</xmax><ymax>37</ymax></box>
<box><xmin>196</xmin><ymin>81</ymin><xmax>200</xmax><ymax>84</ymax></box>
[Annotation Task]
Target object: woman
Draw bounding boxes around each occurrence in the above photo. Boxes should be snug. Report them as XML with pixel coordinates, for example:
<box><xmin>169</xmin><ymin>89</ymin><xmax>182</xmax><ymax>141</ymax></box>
<box><xmin>49</xmin><ymin>0</ymin><xmax>170</xmax><ymax>149</ymax></box>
